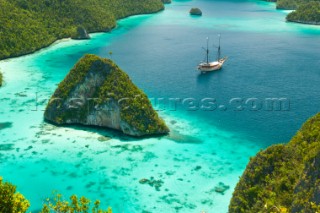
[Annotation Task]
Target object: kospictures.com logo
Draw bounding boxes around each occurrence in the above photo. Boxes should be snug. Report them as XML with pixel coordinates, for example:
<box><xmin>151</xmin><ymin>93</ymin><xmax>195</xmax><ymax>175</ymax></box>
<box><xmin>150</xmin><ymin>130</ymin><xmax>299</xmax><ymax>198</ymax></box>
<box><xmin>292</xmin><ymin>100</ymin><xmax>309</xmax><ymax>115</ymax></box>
<box><xmin>28</xmin><ymin>92</ymin><xmax>290</xmax><ymax>112</ymax></box>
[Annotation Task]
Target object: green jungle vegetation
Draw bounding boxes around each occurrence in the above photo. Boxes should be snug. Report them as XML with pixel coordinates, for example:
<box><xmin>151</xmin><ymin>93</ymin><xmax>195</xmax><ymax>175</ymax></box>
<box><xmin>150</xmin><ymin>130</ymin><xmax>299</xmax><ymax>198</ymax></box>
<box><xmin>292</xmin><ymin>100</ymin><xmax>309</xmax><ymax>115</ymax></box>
<box><xmin>266</xmin><ymin>0</ymin><xmax>320</xmax><ymax>24</ymax></box>
<box><xmin>277</xmin><ymin>0</ymin><xmax>305</xmax><ymax>10</ymax></box>
<box><xmin>45</xmin><ymin>54</ymin><xmax>169</xmax><ymax>135</ymax></box>
<box><xmin>0</xmin><ymin>176</ymin><xmax>112</xmax><ymax>213</ymax></box>
<box><xmin>0</xmin><ymin>0</ymin><xmax>164</xmax><ymax>60</ymax></box>
<box><xmin>286</xmin><ymin>1</ymin><xmax>320</xmax><ymax>24</ymax></box>
<box><xmin>276</xmin><ymin>0</ymin><xmax>320</xmax><ymax>9</ymax></box>
<box><xmin>98</xmin><ymin>57</ymin><xmax>169</xmax><ymax>134</ymax></box>
<box><xmin>0</xmin><ymin>177</ymin><xmax>29</xmax><ymax>213</ymax></box>
<box><xmin>229</xmin><ymin>113</ymin><xmax>320</xmax><ymax>212</ymax></box>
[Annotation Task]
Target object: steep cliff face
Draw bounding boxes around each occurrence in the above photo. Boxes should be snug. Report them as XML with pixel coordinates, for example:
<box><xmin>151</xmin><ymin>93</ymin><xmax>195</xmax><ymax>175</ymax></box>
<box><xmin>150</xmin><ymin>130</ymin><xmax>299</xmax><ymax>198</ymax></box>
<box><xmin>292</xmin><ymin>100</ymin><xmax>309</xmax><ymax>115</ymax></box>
<box><xmin>44</xmin><ymin>54</ymin><xmax>169</xmax><ymax>137</ymax></box>
<box><xmin>229</xmin><ymin>113</ymin><xmax>320</xmax><ymax>212</ymax></box>
<box><xmin>71</xmin><ymin>26</ymin><xmax>90</xmax><ymax>40</ymax></box>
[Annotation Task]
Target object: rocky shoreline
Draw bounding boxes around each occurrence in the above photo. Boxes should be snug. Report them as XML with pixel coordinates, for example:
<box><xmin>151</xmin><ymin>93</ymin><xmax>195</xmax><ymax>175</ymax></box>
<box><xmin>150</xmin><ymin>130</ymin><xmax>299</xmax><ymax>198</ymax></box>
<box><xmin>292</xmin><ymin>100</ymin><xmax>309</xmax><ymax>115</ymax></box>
<box><xmin>287</xmin><ymin>19</ymin><xmax>320</xmax><ymax>25</ymax></box>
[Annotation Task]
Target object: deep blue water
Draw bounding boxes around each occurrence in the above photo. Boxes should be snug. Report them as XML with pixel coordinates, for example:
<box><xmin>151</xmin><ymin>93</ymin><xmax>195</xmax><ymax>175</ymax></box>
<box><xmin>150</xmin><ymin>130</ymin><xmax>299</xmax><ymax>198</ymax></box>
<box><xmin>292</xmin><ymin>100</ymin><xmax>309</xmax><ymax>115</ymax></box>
<box><xmin>1</xmin><ymin>0</ymin><xmax>320</xmax><ymax>212</ymax></box>
<box><xmin>92</xmin><ymin>0</ymin><xmax>320</xmax><ymax>144</ymax></box>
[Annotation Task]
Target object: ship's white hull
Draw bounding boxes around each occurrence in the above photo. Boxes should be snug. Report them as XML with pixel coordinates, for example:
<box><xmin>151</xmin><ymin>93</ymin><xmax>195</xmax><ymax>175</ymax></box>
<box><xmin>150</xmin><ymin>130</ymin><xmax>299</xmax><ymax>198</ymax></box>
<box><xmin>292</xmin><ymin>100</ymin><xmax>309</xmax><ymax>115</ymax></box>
<box><xmin>198</xmin><ymin>57</ymin><xmax>227</xmax><ymax>72</ymax></box>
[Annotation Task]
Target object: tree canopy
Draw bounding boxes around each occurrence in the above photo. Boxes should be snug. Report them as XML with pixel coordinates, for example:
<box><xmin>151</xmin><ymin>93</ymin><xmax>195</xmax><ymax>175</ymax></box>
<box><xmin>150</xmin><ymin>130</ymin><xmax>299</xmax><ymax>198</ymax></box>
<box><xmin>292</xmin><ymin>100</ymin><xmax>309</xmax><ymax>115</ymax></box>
<box><xmin>0</xmin><ymin>0</ymin><xmax>164</xmax><ymax>60</ymax></box>
<box><xmin>0</xmin><ymin>176</ymin><xmax>113</xmax><ymax>213</ymax></box>
<box><xmin>229</xmin><ymin>113</ymin><xmax>320</xmax><ymax>212</ymax></box>
<box><xmin>287</xmin><ymin>1</ymin><xmax>320</xmax><ymax>24</ymax></box>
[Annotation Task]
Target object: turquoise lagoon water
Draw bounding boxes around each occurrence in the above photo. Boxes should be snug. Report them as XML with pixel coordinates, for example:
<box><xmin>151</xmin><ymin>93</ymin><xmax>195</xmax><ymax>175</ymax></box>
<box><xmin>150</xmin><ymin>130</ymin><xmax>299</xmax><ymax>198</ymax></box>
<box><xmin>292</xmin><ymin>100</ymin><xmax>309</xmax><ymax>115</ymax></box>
<box><xmin>1</xmin><ymin>0</ymin><xmax>320</xmax><ymax>212</ymax></box>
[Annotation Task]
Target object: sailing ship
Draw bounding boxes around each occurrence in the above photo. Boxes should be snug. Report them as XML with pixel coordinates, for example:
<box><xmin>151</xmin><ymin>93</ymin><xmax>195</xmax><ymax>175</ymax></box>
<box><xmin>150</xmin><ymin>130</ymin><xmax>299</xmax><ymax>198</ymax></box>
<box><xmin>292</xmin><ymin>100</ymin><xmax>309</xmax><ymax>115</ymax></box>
<box><xmin>197</xmin><ymin>35</ymin><xmax>227</xmax><ymax>73</ymax></box>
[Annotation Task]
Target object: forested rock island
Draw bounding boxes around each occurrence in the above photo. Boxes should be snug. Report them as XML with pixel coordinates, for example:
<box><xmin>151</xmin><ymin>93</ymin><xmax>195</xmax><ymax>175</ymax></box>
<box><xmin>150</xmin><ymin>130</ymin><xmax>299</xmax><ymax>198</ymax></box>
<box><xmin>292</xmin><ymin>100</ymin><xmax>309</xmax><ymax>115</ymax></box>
<box><xmin>229</xmin><ymin>113</ymin><xmax>320</xmax><ymax>212</ymax></box>
<box><xmin>287</xmin><ymin>2</ymin><xmax>320</xmax><ymax>25</ymax></box>
<box><xmin>44</xmin><ymin>54</ymin><xmax>169</xmax><ymax>137</ymax></box>
<box><xmin>190</xmin><ymin>8</ymin><xmax>202</xmax><ymax>16</ymax></box>
<box><xmin>269</xmin><ymin>0</ymin><xmax>320</xmax><ymax>25</ymax></box>
<box><xmin>0</xmin><ymin>0</ymin><xmax>164</xmax><ymax>60</ymax></box>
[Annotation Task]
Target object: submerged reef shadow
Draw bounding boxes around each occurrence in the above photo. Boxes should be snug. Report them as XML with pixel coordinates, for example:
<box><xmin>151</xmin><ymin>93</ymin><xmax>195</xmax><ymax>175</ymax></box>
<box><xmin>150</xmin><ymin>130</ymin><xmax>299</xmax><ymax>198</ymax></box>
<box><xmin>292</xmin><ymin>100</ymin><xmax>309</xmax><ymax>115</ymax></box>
<box><xmin>45</xmin><ymin>121</ymin><xmax>168</xmax><ymax>143</ymax></box>
<box><xmin>0</xmin><ymin>143</ymin><xmax>15</xmax><ymax>151</ymax></box>
<box><xmin>166</xmin><ymin>130</ymin><xmax>203</xmax><ymax>144</ymax></box>
<box><xmin>0</xmin><ymin>122</ymin><xmax>13</xmax><ymax>130</ymax></box>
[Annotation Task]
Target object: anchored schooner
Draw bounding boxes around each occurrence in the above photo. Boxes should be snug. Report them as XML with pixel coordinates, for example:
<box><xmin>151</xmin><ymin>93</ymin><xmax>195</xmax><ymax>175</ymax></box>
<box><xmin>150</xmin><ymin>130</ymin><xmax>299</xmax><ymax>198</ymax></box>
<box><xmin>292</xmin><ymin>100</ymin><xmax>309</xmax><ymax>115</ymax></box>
<box><xmin>197</xmin><ymin>35</ymin><xmax>227</xmax><ymax>73</ymax></box>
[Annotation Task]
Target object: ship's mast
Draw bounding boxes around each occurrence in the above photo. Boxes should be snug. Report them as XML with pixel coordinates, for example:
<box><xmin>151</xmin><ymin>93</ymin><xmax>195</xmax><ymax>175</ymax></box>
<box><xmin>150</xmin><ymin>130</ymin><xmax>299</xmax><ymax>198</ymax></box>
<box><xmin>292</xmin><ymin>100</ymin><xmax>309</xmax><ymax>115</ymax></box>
<box><xmin>217</xmin><ymin>34</ymin><xmax>221</xmax><ymax>61</ymax></box>
<box><xmin>206</xmin><ymin>37</ymin><xmax>209</xmax><ymax>64</ymax></box>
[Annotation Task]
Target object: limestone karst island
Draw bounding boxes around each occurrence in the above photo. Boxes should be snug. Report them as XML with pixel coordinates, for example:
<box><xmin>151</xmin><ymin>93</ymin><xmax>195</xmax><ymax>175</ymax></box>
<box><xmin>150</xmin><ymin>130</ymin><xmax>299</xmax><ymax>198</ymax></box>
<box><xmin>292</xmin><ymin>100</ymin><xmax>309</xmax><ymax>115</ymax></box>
<box><xmin>44</xmin><ymin>54</ymin><xmax>169</xmax><ymax>137</ymax></box>
<box><xmin>1</xmin><ymin>0</ymin><xmax>320</xmax><ymax>212</ymax></box>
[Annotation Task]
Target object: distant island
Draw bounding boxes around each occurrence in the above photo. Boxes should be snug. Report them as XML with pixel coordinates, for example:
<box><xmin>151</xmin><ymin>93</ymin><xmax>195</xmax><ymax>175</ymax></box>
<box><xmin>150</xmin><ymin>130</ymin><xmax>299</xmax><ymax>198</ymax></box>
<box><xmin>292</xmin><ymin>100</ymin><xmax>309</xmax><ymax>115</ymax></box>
<box><xmin>287</xmin><ymin>2</ymin><xmax>320</xmax><ymax>25</ymax></box>
<box><xmin>229</xmin><ymin>112</ymin><xmax>320</xmax><ymax>212</ymax></box>
<box><xmin>190</xmin><ymin>8</ymin><xmax>202</xmax><ymax>16</ymax></box>
<box><xmin>268</xmin><ymin>0</ymin><xmax>320</xmax><ymax>25</ymax></box>
<box><xmin>0</xmin><ymin>0</ymin><xmax>164</xmax><ymax>60</ymax></box>
<box><xmin>276</xmin><ymin>0</ymin><xmax>300</xmax><ymax>10</ymax></box>
<box><xmin>1</xmin><ymin>0</ymin><xmax>319</xmax><ymax>62</ymax></box>
<box><xmin>274</xmin><ymin>0</ymin><xmax>315</xmax><ymax>10</ymax></box>
<box><xmin>44</xmin><ymin>54</ymin><xmax>169</xmax><ymax>137</ymax></box>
